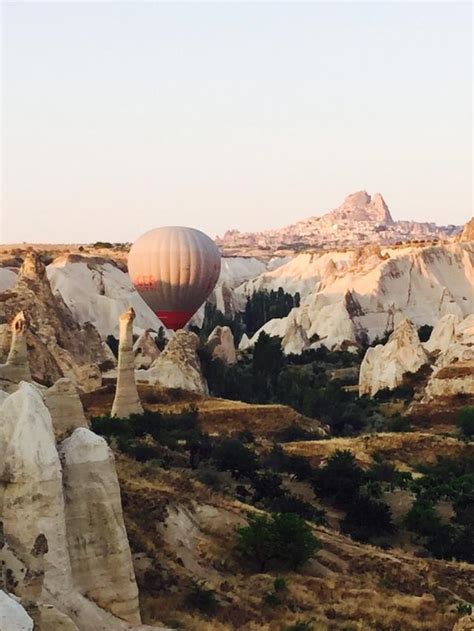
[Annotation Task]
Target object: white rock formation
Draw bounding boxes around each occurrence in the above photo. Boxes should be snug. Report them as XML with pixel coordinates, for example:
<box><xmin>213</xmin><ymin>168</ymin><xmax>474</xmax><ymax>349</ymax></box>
<box><xmin>422</xmin><ymin>314</ymin><xmax>474</xmax><ymax>400</ymax></box>
<box><xmin>43</xmin><ymin>378</ymin><xmax>88</xmax><ymax>440</ymax></box>
<box><xmin>0</xmin><ymin>252</ymin><xmax>112</xmax><ymax>389</ymax></box>
<box><xmin>0</xmin><ymin>383</ymin><xmax>73</xmax><ymax>592</ymax></box>
<box><xmin>359</xmin><ymin>319</ymin><xmax>429</xmax><ymax>396</ymax></box>
<box><xmin>239</xmin><ymin>241</ymin><xmax>473</xmax><ymax>353</ymax></box>
<box><xmin>111</xmin><ymin>308</ymin><xmax>143</xmax><ymax>418</ymax></box>
<box><xmin>133</xmin><ymin>330</ymin><xmax>160</xmax><ymax>370</ymax></box>
<box><xmin>47</xmin><ymin>254</ymin><xmax>162</xmax><ymax>339</ymax></box>
<box><xmin>0</xmin><ymin>312</ymin><xmax>32</xmax><ymax>386</ymax></box>
<box><xmin>0</xmin><ymin>383</ymin><xmax>145</xmax><ymax>630</ymax></box>
<box><xmin>138</xmin><ymin>330</ymin><xmax>208</xmax><ymax>394</ymax></box>
<box><xmin>59</xmin><ymin>428</ymin><xmax>140</xmax><ymax>624</ymax></box>
<box><xmin>423</xmin><ymin>314</ymin><xmax>461</xmax><ymax>355</ymax></box>
<box><xmin>0</xmin><ymin>591</ymin><xmax>34</xmax><ymax>631</ymax></box>
<box><xmin>207</xmin><ymin>326</ymin><xmax>237</xmax><ymax>365</ymax></box>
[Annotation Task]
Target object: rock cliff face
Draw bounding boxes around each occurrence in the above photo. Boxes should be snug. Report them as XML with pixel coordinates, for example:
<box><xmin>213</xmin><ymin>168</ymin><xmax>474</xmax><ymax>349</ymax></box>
<box><xmin>0</xmin><ymin>382</ymin><xmax>144</xmax><ymax>630</ymax></box>
<box><xmin>207</xmin><ymin>326</ymin><xmax>237</xmax><ymax>365</ymax></box>
<box><xmin>111</xmin><ymin>309</ymin><xmax>143</xmax><ymax>418</ymax></box>
<box><xmin>240</xmin><ymin>242</ymin><xmax>473</xmax><ymax>353</ymax></box>
<box><xmin>0</xmin><ymin>253</ymin><xmax>114</xmax><ymax>389</ymax></box>
<box><xmin>359</xmin><ymin>319</ymin><xmax>429</xmax><ymax>396</ymax></box>
<box><xmin>138</xmin><ymin>330</ymin><xmax>208</xmax><ymax>394</ymax></box>
<box><xmin>47</xmin><ymin>254</ymin><xmax>162</xmax><ymax>339</ymax></box>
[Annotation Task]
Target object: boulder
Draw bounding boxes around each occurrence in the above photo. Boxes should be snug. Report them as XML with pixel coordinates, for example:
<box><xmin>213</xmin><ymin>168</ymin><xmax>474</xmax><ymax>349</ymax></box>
<box><xmin>43</xmin><ymin>379</ymin><xmax>88</xmax><ymax>440</ymax></box>
<box><xmin>207</xmin><ymin>326</ymin><xmax>237</xmax><ymax>365</ymax></box>
<box><xmin>111</xmin><ymin>308</ymin><xmax>143</xmax><ymax>418</ymax></box>
<box><xmin>138</xmin><ymin>330</ymin><xmax>208</xmax><ymax>394</ymax></box>
<box><xmin>133</xmin><ymin>330</ymin><xmax>160</xmax><ymax>370</ymax></box>
<box><xmin>359</xmin><ymin>319</ymin><xmax>429</xmax><ymax>396</ymax></box>
<box><xmin>59</xmin><ymin>428</ymin><xmax>141</xmax><ymax>624</ymax></box>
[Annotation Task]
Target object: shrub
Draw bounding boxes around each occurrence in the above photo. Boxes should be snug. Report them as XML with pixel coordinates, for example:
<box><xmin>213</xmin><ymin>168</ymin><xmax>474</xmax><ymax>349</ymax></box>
<box><xmin>262</xmin><ymin>591</ymin><xmax>282</xmax><ymax>607</ymax></box>
<box><xmin>186</xmin><ymin>580</ymin><xmax>218</xmax><ymax>615</ymax></box>
<box><xmin>341</xmin><ymin>494</ymin><xmax>395</xmax><ymax>542</ymax></box>
<box><xmin>212</xmin><ymin>438</ymin><xmax>259</xmax><ymax>479</ymax></box>
<box><xmin>236</xmin><ymin>512</ymin><xmax>320</xmax><ymax>571</ymax></box>
<box><xmin>273</xmin><ymin>576</ymin><xmax>287</xmax><ymax>591</ymax></box>
<box><xmin>283</xmin><ymin>621</ymin><xmax>314</xmax><ymax>631</ymax></box>
<box><xmin>268</xmin><ymin>494</ymin><xmax>327</xmax><ymax>525</ymax></box>
<box><xmin>312</xmin><ymin>450</ymin><xmax>365</xmax><ymax>507</ymax></box>
<box><xmin>456</xmin><ymin>603</ymin><xmax>472</xmax><ymax>616</ymax></box>
<box><xmin>386</xmin><ymin>415</ymin><xmax>413</xmax><ymax>433</ymax></box>
<box><xmin>457</xmin><ymin>406</ymin><xmax>474</xmax><ymax>439</ymax></box>
<box><xmin>274</xmin><ymin>424</ymin><xmax>321</xmax><ymax>443</ymax></box>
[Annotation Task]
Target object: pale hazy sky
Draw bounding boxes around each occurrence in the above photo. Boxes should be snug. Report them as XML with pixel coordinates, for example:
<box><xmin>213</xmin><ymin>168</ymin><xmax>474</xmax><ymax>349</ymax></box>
<box><xmin>1</xmin><ymin>1</ymin><xmax>472</xmax><ymax>244</ymax></box>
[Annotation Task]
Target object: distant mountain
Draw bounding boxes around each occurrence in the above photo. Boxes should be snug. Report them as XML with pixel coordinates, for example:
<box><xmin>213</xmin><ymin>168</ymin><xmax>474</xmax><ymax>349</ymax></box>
<box><xmin>216</xmin><ymin>191</ymin><xmax>461</xmax><ymax>255</ymax></box>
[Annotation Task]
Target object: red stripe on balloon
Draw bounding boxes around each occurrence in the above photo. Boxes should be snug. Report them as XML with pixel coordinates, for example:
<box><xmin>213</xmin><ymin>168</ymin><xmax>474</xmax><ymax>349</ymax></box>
<box><xmin>157</xmin><ymin>310</ymin><xmax>194</xmax><ymax>331</ymax></box>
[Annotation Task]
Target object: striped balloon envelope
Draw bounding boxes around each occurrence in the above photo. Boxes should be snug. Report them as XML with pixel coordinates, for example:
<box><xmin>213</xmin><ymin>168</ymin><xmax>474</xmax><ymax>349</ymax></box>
<box><xmin>128</xmin><ymin>226</ymin><xmax>221</xmax><ymax>331</ymax></box>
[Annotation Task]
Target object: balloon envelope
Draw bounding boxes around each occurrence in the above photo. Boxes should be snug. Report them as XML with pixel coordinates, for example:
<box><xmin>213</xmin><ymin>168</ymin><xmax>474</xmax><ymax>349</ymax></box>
<box><xmin>128</xmin><ymin>226</ymin><xmax>221</xmax><ymax>330</ymax></box>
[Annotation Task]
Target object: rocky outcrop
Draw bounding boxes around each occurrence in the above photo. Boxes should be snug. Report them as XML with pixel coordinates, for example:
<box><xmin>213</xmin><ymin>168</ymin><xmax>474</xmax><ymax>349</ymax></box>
<box><xmin>0</xmin><ymin>382</ymin><xmax>73</xmax><ymax>594</ymax></box>
<box><xmin>138</xmin><ymin>330</ymin><xmax>208</xmax><ymax>394</ymax></box>
<box><xmin>59</xmin><ymin>428</ymin><xmax>140</xmax><ymax>624</ymax></box>
<box><xmin>359</xmin><ymin>319</ymin><xmax>429</xmax><ymax>396</ymax></box>
<box><xmin>459</xmin><ymin>217</ymin><xmax>474</xmax><ymax>242</ymax></box>
<box><xmin>47</xmin><ymin>254</ymin><xmax>162</xmax><ymax>339</ymax></box>
<box><xmin>207</xmin><ymin>326</ymin><xmax>237</xmax><ymax>365</ymax></box>
<box><xmin>0</xmin><ymin>312</ymin><xmax>32</xmax><ymax>388</ymax></box>
<box><xmin>133</xmin><ymin>330</ymin><xmax>160</xmax><ymax>370</ymax></box>
<box><xmin>0</xmin><ymin>383</ymin><xmax>144</xmax><ymax>630</ymax></box>
<box><xmin>0</xmin><ymin>252</ymin><xmax>113</xmax><ymax>389</ymax></box>
<box><xmin>239</xmin><ymin>241</ymin><xmax>473</xmax><ymax>353</ymax></box>
<box><xmin>43</xmin><ymin>379</ymin><xmax>88</xmax><ymax>440</ymax></box>
<box><xmin>424</xmin><ymin>314</ymin><xmax>461</xmax><ymax>355</ymax></box>
<box><xmin>0</xmin><ymin>590</ymin><xmax>34</xmax><ymax>631</ymax></box>
<box><xmin>422</xmin><ymin>314</ymin><xmax>474</xmax><ymax>401</ymax></box>
<box><xmin>111</xmin><ymin>309</ymin><xmax>143</xmax><ymax>418</ymax></box>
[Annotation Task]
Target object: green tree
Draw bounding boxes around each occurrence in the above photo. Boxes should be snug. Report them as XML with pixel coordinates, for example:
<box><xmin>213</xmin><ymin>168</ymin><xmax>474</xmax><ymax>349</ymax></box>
<box><xmin>457</xmin><ymin>406</ymin><xmax>474</xmax><ymax>439</ymax></box>
<box><xmin>341</xmin><ymin>494</ymin><xmax>395</xmax><ymax>542</ymax></box>
<box><xmin>212</xmin><ymin>438</ymin><xmax>259</xmax><ymax>479</ymax></box>
<box><xmin>252</xmin><ymin>332</ymin><xmax>284</xmax><ymax>402</ymax></box>
<box><xmin>312</xmin><ymin>450</ymin><xmax>365</xmax><ymax>507</ymax></box>
<box><xmin>236</xmin><ymin>512</ymin><xmax>320</xmax><ymax>571</ymax></box>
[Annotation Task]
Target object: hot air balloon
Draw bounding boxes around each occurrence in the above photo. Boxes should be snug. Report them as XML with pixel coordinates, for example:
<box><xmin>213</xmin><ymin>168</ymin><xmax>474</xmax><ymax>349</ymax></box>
<box><xmin>128</xmin><ymin>226</ymin><xmax>221</xmax><ymax>331</ymax></box>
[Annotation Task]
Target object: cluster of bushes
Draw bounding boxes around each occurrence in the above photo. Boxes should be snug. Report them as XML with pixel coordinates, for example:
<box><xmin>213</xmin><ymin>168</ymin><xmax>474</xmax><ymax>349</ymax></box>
<box><xmin>200</xmin><ymin>332</ymin><xmax>380</xmax><ymax>436</ymax></box>
<box><xmin>236</xmin><ymin>512</ymin><xmax>319</xmax><ymax>571</ymax></box>
<box><xmin>405</xmin><ymin>456</ymin><xmax>474</xmax><ymax>562</ymax></box>
<box><xmin>90</xmin><ymin>407</ymin><xmax>202</xmax><ymax>461</ymax></box>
